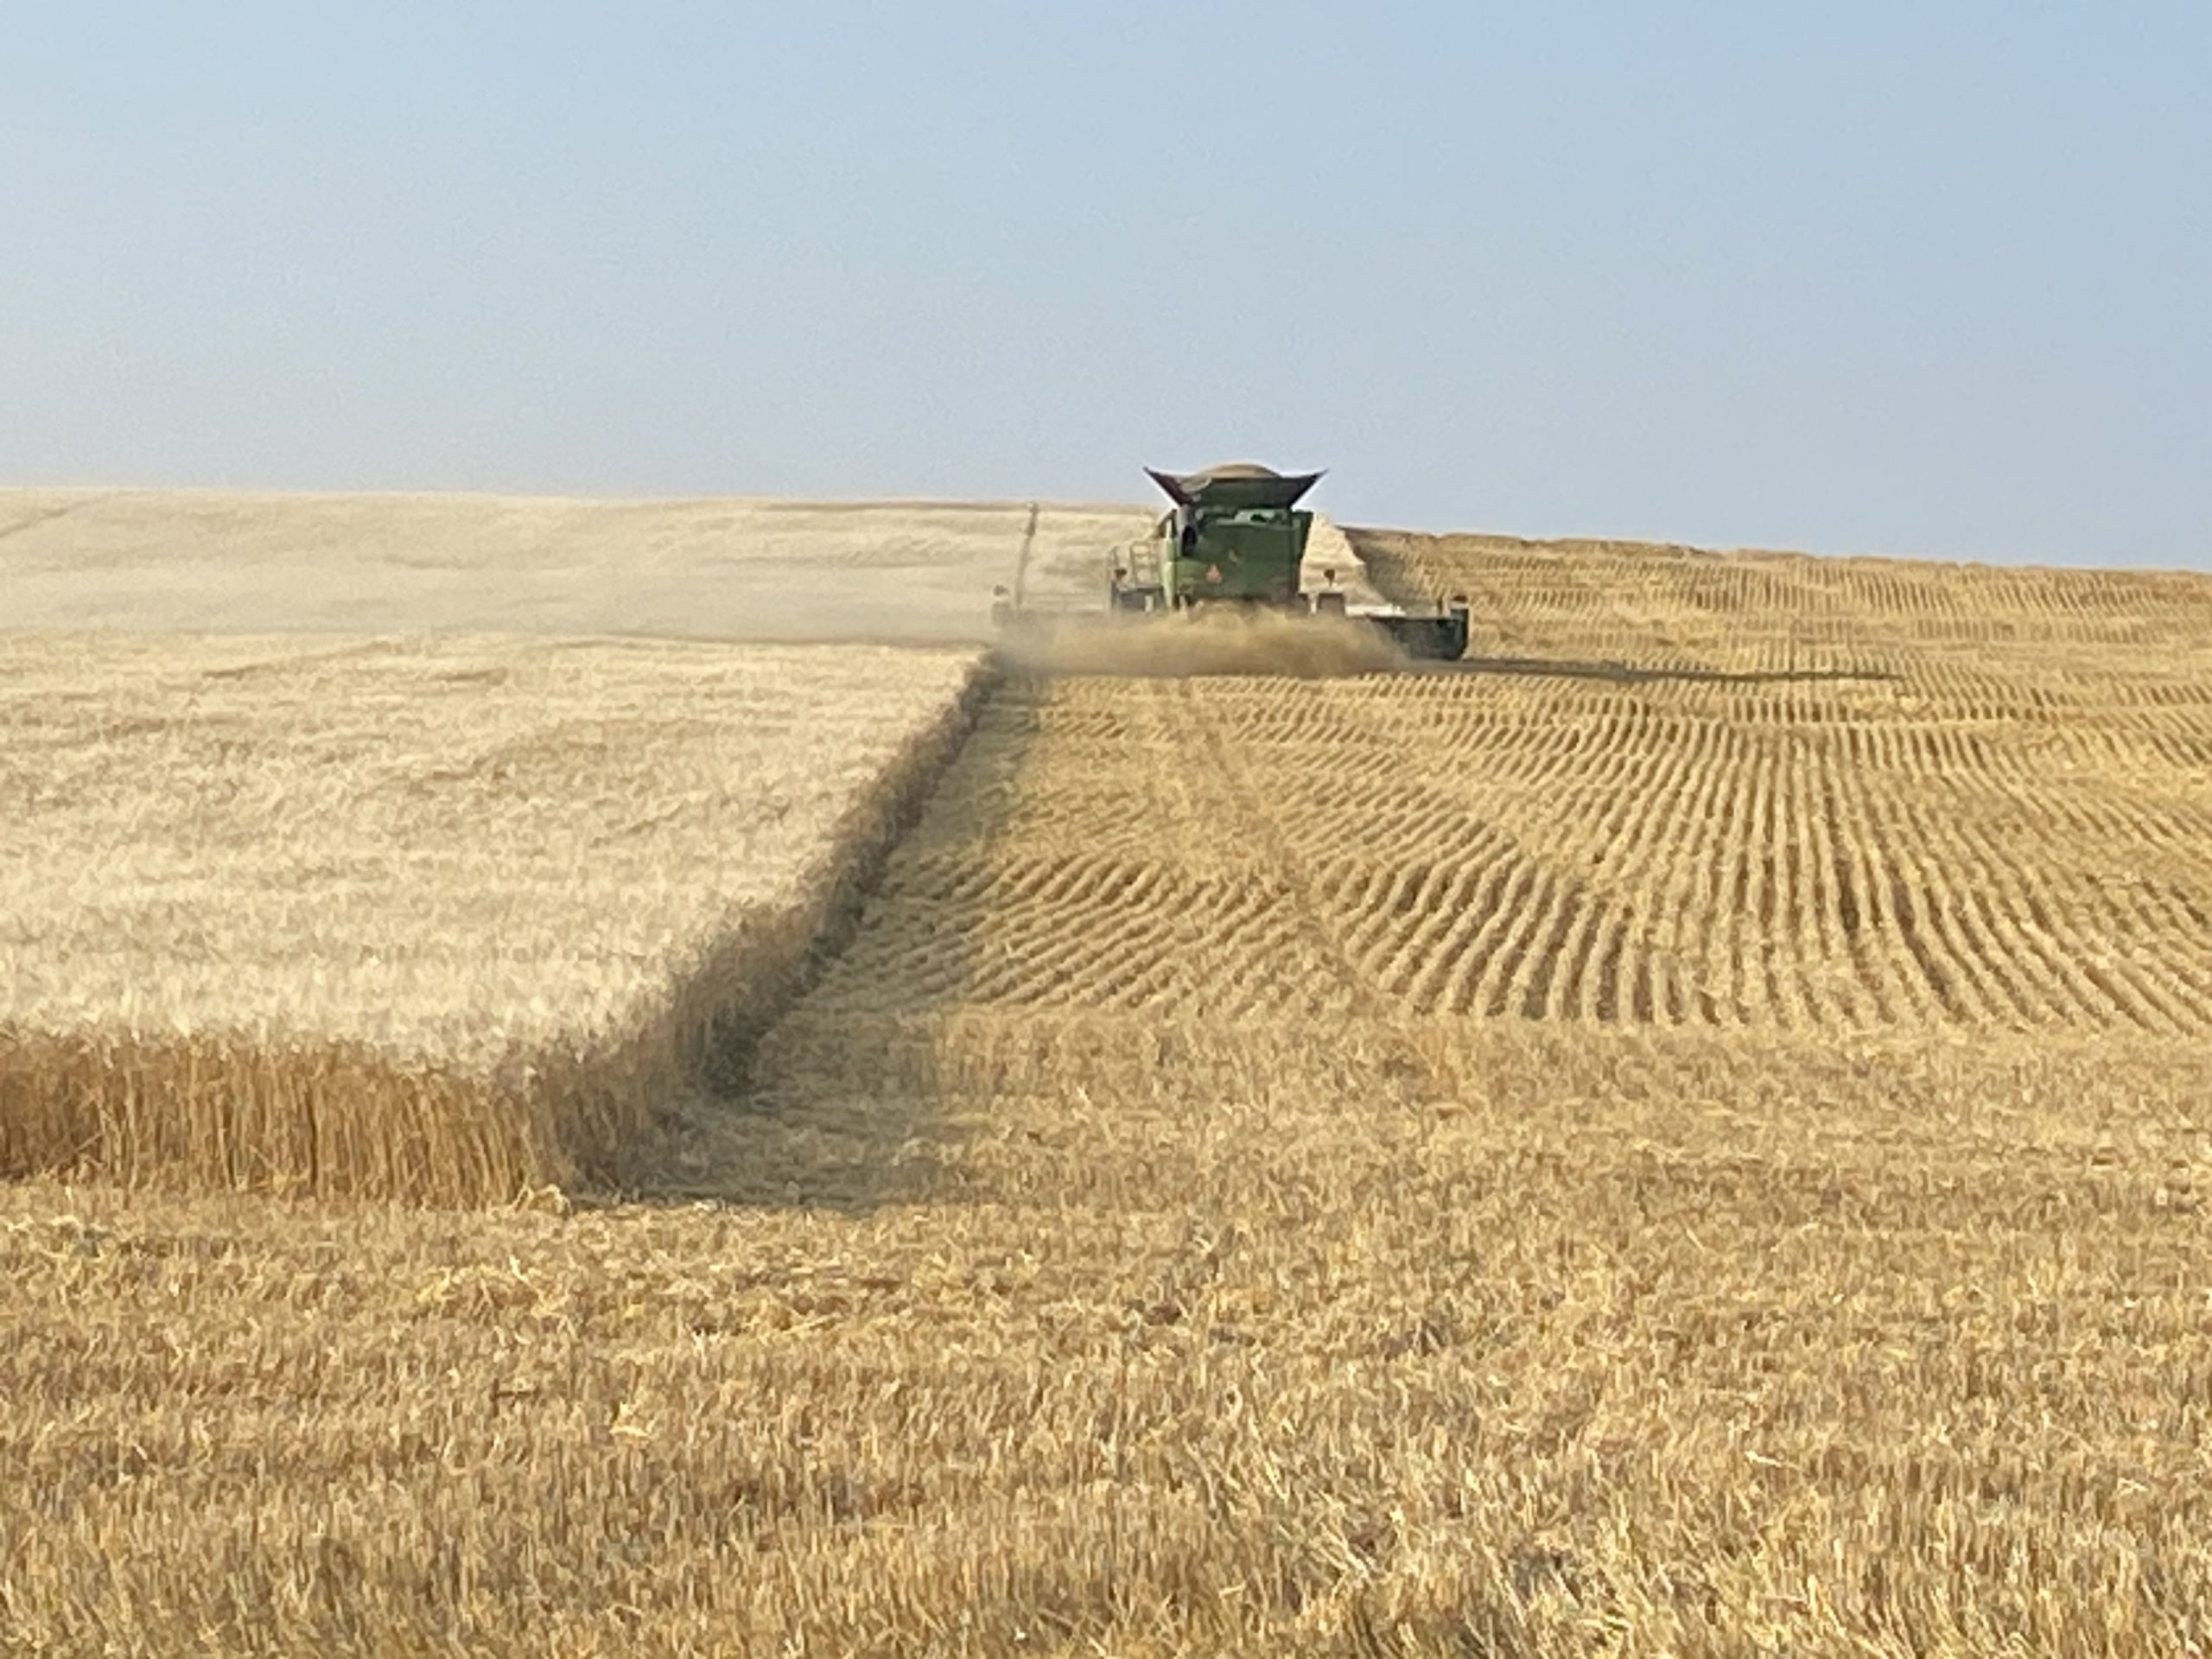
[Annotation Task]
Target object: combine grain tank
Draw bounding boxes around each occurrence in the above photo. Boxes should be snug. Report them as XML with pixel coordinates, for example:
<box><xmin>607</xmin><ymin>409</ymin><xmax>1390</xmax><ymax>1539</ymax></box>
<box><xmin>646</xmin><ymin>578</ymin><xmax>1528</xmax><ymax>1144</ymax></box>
<box><xmin>1111</xmin><ymin>464</ymin><xmax>1469</xmax><ymax>660</ymax></box>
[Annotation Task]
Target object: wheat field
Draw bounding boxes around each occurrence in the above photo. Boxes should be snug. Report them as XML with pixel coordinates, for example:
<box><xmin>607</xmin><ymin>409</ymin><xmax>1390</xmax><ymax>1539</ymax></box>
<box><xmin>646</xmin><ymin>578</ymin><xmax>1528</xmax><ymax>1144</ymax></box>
<box><xmin>0</xmin><ymin>487</ymin><xmax>1149</xmax><ymax>639</ymax></box>
<box><xmin>0</xmin><ymin>633</ymin><xmax>982</xmax><ymax>1201</ymax></box>
<box><xmin>5</xmin><ymin>503</ymin><xmax>2212</xmax><ymax>1654</ymax></box>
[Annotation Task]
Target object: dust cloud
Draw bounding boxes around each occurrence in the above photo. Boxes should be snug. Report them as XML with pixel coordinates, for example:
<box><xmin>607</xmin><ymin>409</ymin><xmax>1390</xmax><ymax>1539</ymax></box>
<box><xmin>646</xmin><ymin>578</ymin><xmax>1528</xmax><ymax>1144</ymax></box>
<box><xmin>994</xmin><ymin>608</ymin><xmax>1412</xmax><ymax>678</ymax></box>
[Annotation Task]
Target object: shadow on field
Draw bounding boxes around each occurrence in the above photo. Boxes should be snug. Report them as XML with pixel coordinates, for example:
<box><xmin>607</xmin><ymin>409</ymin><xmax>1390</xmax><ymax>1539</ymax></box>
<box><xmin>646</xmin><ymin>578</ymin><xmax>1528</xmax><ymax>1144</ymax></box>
<box><xmin>622</xmin><ymin>676</ymin><xmax>1043</xmax><ymax>1213</ymax></box>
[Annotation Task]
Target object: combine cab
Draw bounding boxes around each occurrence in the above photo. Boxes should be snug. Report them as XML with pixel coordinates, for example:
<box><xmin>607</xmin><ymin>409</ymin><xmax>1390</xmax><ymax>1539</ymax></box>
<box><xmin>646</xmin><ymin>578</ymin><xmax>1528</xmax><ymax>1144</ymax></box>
<box><xmin>1106</xmin><ymin>463</ymin><xmax>1469</xmax><ymax>660</ymax></box>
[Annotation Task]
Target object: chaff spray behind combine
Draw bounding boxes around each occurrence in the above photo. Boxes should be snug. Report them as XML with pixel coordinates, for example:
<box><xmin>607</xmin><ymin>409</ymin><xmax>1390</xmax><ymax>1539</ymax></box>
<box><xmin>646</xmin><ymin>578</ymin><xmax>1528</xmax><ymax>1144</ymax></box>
<box><xmin>995</xmin><ymin>464</ymin><xmax>1471</xmax><ymax>662</ymax></box>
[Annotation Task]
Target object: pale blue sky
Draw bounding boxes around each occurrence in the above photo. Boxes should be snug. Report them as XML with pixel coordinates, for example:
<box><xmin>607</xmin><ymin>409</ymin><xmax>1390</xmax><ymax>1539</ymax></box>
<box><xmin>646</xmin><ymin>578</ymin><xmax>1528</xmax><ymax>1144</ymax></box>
<box><xmin>6</xmin><ymin>3</ymin><xmax>2207</xmax><ymax>565</ymax></box>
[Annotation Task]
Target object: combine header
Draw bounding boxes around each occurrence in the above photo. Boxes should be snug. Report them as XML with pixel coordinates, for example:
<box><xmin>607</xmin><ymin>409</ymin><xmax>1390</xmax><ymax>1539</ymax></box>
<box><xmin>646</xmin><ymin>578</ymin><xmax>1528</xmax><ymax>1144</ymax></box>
<box><xmin>999</xmin><ymin>463</ymin><xmax>1469</xmax><ymax>661</ymax></box>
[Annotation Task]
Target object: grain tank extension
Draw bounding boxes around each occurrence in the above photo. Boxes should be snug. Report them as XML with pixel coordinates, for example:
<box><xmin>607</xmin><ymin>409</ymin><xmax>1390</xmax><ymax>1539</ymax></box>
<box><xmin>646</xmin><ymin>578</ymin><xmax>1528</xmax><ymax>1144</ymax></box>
<box><xmin>1110</xmin><ymin>464</ymin><xmax>1469</xmax><ymax>661</ymax></box>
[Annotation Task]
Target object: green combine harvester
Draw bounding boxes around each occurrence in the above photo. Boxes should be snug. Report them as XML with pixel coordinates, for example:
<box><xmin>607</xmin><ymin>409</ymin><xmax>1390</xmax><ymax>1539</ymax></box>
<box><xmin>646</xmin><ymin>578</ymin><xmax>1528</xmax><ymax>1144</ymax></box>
<box><xmin>1004</xmin><ymin>462</ymin><xmax>1469</xmax><ymax>661</ymax></box>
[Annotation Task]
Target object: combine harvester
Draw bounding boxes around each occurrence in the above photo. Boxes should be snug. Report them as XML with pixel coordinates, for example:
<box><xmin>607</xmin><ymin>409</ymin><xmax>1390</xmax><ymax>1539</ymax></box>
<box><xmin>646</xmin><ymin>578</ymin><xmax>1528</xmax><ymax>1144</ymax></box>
<box><xmin>996</xmin><ymin>463</ymin><xmax>1470</xmax><ymax>661</ymax></box>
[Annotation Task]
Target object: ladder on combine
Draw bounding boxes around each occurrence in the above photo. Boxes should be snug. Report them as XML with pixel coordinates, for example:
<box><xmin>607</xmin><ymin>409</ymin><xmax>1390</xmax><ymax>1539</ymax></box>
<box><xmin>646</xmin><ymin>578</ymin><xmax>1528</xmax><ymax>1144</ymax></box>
<box><xmin>1111</xmin><ymin>534</ymin><xmax>1167</xmax><ymax>611</ymax></box>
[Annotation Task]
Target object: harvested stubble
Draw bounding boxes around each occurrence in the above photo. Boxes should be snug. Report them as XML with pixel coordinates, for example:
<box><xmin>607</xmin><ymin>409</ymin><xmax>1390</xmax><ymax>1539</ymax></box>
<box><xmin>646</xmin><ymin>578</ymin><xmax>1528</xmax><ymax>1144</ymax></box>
<box><xmin>6</xmin><ymin>1023</ymin><xmax>2210</xmax><ymax>1656</ymax></box>
<box><xmin>0</xmin><ymin>634</ymin><xmax>982</xmax><ymax>1202</ymax></box>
